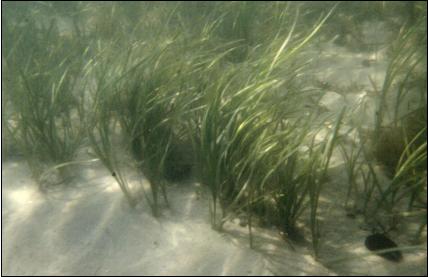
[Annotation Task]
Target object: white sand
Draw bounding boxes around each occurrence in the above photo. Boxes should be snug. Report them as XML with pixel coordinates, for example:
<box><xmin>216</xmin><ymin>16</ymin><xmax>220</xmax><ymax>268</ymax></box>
<box><xmin>2</xmin><ymin>153</ymin><xmax>426</xmax><ymax>275</ymax></box>
<box><xmin>2</xmin><ymin>159</ymin><xmax>334</xmax><ymax>276</ymax></box>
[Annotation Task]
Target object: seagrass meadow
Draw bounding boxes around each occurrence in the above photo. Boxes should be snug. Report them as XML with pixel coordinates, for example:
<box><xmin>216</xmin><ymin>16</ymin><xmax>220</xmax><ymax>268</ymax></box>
<box><xmin>1</xmin><ymin>1</ymin><xmax>426</xmax><ymax>276</ymax></box>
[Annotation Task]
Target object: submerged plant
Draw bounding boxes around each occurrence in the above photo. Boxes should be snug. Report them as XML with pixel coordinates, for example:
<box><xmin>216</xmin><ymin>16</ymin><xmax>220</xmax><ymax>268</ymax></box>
<box><xmin>4</xmin><ymin>15</ymin><xmax>88</xmax><ymax>186</ymax></box>
<box><xmin>338</xmin><ymin>14</ymin><xmax>427</xmax><ymax>244</ymax></box>
<box><xmin>88</xmin><ymin>91</ymin><xmax>139</xmax><ymax>207</ymax></box>
<box><xmin>111</xmin><ymin>35</ymin><xmax>210</xmax><ymax>215</ymax></box>
<box><xmin>189</xmin><ymin>3</ymin><xmax>339</xmax><ymax>254</ymax></box>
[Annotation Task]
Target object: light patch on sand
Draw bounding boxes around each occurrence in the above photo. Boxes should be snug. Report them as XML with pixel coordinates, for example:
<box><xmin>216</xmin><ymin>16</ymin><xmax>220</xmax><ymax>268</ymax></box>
<box><xmin>104</xmin><ymin>183</ymin><xmax>121</xmax><ymax>193</ymax></box>
<box><xmin>9</xmin><ymin>188</ymin><xmax>35</xmax><ymax>205</ymax></box>
<box><xmin>170</xmin><ymin>224</ymin><xmax>188</xmax><ymax>247</ymax></box>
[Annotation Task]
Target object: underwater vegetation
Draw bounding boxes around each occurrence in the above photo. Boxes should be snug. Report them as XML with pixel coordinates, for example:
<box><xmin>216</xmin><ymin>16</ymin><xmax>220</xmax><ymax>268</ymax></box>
<box><xmin>2</xmin><ymin>1</ymin><xmax>426</xmax><ymax>262</ymax></box>
<box><xmin>3</xmin><ymin>10</ymin><xmax>89</xmax><ymax>186</ymax></box>
<box><xmin>339</xmin><ymin>5</ymin><xmax>427</xmax><ymax>248</ymax></box>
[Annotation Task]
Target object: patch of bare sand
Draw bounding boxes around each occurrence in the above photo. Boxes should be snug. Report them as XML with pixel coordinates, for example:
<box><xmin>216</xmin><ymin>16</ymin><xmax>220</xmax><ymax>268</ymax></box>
<box><xmin>3</xmin><ymin>156</ymin><xmax>425</xmax><ymax>276</ymax></box>
<box><xmin>2</xmin><ymin>159</ymin><xmax>334</xmax><ymax>276</ymax></box>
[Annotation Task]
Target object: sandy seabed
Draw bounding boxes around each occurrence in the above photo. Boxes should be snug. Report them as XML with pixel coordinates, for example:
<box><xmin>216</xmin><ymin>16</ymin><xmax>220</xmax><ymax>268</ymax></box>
<box><xmin>1</xmin><ymin>158</ymin><xmax>329</xmax><ymax>276</ymax></box>
<box><xmin>1</xmin><ymin>155</ymin><xmax>426</xmax><ymax>276</ymax></box>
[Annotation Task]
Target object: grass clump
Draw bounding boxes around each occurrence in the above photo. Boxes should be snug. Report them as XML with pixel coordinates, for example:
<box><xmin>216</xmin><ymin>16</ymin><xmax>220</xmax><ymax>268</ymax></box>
<box><xmin>3</xmin><ymin>13</ymin><xmax>89</xmax><ymax>187</ymax></box>
<box><xmin>339</xmin><ymin>14</ymin><xmax>427</xmax><ymax>242</ymax></box>
<box><xmin>89</xmin><ymin>33</ymin><xmax>211</xmax><ymax>214</ymax></box>
<box><xmin>187</xmin><ymin>4</ymin><xmax>340</xmax><ymax>255</ymax></box>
